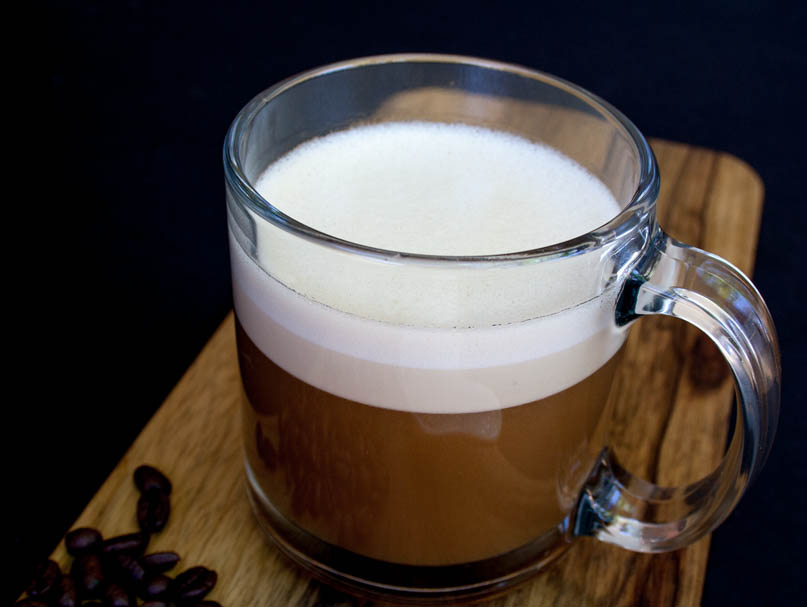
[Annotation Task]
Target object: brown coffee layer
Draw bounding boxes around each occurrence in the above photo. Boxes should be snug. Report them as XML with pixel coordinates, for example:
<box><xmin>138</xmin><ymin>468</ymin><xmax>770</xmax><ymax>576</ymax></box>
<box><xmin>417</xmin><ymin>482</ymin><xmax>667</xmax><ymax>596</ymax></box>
<box><xmin>237</xmin><ymin>316</ymin><xmax>619</xmax><ymax>566</ymax></box>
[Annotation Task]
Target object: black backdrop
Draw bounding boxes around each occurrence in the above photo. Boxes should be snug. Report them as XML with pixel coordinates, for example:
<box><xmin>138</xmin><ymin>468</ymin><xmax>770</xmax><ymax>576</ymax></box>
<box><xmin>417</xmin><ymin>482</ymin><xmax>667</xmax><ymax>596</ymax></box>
<box><xmin>21</xmin><ymin>1</ymin><xmax>805</xmax><ymax>603</ymax></box>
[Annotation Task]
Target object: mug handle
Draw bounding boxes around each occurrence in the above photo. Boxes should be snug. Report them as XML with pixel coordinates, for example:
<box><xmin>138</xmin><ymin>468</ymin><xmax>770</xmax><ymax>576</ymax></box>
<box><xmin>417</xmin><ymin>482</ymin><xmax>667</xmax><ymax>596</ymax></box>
<box><xmin>573</xmin><ymin>228</ymin><xmax>780</xmax><ymax>552</ymax></box>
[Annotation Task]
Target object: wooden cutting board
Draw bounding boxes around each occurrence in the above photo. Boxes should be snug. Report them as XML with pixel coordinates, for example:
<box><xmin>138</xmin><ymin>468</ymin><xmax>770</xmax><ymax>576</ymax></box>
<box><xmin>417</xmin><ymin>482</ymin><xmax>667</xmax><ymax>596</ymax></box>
<box><xmin>47</xmin><ymin>139</ymin><xmax>763</xmax><ymax>606</ymax></box>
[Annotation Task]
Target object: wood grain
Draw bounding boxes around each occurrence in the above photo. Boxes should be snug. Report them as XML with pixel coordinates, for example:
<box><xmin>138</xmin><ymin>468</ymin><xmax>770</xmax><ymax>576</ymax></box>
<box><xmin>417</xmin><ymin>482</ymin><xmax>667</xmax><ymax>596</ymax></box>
<box><xmin>46</xmin><ymin>139</ymin><xmax>763</xmax><ymax>607</ymax></box>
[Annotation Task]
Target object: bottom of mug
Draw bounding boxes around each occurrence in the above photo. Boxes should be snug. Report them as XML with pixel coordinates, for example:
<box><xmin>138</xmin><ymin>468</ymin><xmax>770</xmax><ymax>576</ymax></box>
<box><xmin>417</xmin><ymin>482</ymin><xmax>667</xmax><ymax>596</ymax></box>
<box><xmin>246</xmin><ymin>464</ymin><xmax>573</xmax><ymax>604</ymax></box>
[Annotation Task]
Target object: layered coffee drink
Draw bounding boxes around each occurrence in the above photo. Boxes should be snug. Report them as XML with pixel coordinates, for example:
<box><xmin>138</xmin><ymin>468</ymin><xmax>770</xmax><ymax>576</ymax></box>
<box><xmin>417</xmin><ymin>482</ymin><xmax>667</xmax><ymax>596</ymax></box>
<box><xmin>230</xmin><ymin>122</ymin><xmax>626</xmax><ymax>567</ymax></box>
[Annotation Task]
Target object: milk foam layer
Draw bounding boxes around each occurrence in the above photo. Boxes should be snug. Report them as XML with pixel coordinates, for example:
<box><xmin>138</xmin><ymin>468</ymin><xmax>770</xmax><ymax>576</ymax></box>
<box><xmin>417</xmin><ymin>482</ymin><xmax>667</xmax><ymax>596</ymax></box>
<box><xmin>255</xmin><ymin>122</ymin><xmax>619</xmax><ymax>255</ymax></box>
<box><xmin>230</xmin><ymin>122</ymin><xmax>627</xmax><ymax>413</ymax></box>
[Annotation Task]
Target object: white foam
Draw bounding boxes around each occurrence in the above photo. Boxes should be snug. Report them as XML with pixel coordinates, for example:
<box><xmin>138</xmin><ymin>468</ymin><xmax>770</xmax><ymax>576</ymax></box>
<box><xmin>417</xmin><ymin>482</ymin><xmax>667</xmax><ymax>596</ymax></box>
<box><xmin>254</xmin><ymin>122</ymin><xmax>618</xmax><ymax>256</ymax></box>
<box><xmin>230</xmin><ymin>122</ymin><xmax>627</xmax><ymax>413</ymax></box>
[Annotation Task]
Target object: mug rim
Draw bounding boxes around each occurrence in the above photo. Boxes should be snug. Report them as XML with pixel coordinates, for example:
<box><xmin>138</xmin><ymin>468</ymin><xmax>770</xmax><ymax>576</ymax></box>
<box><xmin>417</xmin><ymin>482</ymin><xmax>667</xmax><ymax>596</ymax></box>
<box><xmin>224</xmin><ymin>53</ymin><xmax>659</xmax><ymax>264</ymax></box>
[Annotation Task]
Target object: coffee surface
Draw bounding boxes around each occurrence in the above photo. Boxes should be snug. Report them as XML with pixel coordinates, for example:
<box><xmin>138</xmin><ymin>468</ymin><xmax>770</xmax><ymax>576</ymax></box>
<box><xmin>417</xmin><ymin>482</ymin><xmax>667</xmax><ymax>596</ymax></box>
<box><xmin>255</xmin><ymin>122</ymin><xmax>619</xmax><ymax>255</ymax></box>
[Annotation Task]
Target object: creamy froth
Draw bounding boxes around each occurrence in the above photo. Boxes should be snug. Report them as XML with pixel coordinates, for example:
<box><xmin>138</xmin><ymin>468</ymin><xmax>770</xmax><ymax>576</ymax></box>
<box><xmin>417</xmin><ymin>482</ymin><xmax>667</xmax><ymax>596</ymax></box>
<box><xmin>230</xmin><ymin>122</ymin><xmax>627</xmax><ymax>413</ymax></box>
<box><xmin>255</xmin><ymin>122</ymin><xmax>618</xmax><ymax>255</ymax></box>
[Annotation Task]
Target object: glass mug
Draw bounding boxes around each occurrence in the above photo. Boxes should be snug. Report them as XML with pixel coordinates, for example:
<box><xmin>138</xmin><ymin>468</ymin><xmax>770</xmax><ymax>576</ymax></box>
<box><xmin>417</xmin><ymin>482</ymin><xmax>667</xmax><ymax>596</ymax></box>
<box><xmin>223</xmin><ymin>55</ymin><xmax>779</xmax><ymax>603</ymax></box>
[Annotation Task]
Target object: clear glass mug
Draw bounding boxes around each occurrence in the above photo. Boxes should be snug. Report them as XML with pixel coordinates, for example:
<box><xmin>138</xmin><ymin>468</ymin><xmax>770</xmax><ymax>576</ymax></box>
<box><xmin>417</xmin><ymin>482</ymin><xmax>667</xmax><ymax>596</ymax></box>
<box><xmin>223</xmin><ymin>55</ymin><xmax>779</xmax><ymax>603</ymax></box>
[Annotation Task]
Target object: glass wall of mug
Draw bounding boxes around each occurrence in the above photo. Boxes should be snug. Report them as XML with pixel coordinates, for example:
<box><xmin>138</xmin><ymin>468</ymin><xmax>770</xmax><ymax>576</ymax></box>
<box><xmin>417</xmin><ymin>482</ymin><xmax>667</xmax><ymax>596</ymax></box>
<box><xmin>223</xmin><ymin>55</ymin><xmax>766</xmax><ymax>602</ymax></box>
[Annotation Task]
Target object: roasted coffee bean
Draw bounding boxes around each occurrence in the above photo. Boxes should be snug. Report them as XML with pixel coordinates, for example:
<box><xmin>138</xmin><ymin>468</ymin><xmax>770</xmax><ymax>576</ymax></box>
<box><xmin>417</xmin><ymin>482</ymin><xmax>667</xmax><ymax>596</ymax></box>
<box><xmin>137</xmin><ymin>489</ymin><xmax>171</xmax><ymax>533</ymax></box>
<box><xmin>170</xmin><ymin>566</ymin><xmax>217</xmax><ymax>605</ymax></box>
<box><xmin>140</xmin><ymin>551</ymin><xmax>180</xmax><ymax>573</ymax></box>
<box><xmin>103</xmin><ymin>582</ymin><xmax>133</xmax><ymax>607</ymax></box>
<box><xmin>15</xmin><ymin>600</ymin><xmax>49</xmax><ymax>607</ymax></box>
<box><xmin>106</xmin><ymin>553</ymin><xmax>146</xmax><ymax>589</ymax></box>
<box><xmin>65</xmin><ymin>527</ymin><xmax>103</xmax><ymax>556</ymax></box>
<box><xmin>71</xmin><ymin>552</ymin><xmax>104</xmax><ymax>598</ymax></box>
<box><xmin>134</xmin><ymin>465</ymin><xmax>172</xmax><ymax>495</ymax></box>
<box><xmin>53</xmin><ymin>574</ymin><xmax>78</xmax><ymax>607</ymax></box>
<box><xmin>26</xmin><ymin>558</ymin><xmax>61</xmax><ymax>597</ymax></box>
<box><xmin>101</xmin><ymin>531</ymin><xmax>150</xmax><ymax>556</ymax></box>
<box><xmin>140</xmin><ymin>573</ymin><xmax>172</xmax><ymax>601</ymax></box>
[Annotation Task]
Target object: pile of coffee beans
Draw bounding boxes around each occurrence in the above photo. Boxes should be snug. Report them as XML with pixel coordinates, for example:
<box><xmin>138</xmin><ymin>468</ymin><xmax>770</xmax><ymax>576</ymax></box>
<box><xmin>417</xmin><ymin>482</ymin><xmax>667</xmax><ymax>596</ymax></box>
<box><xmin>17</xmin><ymin>465</ymin><xmax>221</xmax><ymax>607</ymax></box>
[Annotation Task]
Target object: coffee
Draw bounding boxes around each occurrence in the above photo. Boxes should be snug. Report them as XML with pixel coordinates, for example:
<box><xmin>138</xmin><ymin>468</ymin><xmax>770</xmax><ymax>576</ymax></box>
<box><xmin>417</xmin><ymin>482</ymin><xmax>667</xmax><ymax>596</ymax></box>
<box><xmin>231</xmin><ymin>122</ymin><xmax>626</xmax><ymax>566</ymax></box>
<box><xmin>239</xmin><ymin>320</ymin><xmax>621</xmax><ymax>565</ymax></box>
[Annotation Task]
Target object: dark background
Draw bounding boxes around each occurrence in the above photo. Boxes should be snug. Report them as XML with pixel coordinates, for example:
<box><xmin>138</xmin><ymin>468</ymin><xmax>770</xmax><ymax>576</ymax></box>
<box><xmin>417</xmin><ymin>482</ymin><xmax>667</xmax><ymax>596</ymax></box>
<box><xmin>20</xmin><ymin>1</ymin><xmax>805</xmax><ymax>603</ymax></box>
